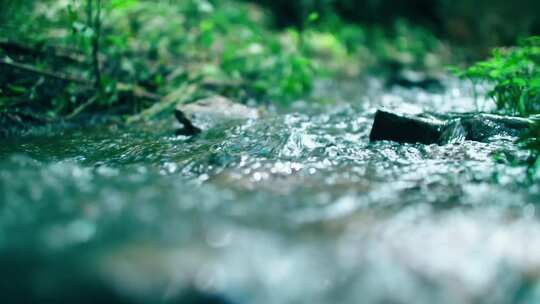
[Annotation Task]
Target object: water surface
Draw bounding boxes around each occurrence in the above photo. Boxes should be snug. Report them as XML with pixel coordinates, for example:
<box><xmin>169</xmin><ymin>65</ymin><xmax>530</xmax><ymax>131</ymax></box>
<box><xmin>1</xmin><ymin>77</ymin><xmax>539</xmax><ymax>304</ymax></box>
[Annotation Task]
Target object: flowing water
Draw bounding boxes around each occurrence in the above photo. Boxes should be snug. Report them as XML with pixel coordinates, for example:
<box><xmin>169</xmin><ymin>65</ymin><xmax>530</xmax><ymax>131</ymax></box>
<box><xmin>1</xmin><ymin>77</ymin><xmax>540</xmax><ymax>304</ymax></box>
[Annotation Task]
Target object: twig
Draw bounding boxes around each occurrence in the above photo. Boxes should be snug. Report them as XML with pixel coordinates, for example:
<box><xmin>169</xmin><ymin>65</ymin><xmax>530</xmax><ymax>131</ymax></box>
<box><xmin>116</xmin><ymin>83</ymin><xmax>161</xmax><ymax>101</ymax></box>
<box><xmin>2</xmin><ymin>56</ymin><xmax>162</xmax><ymax>102</ymax></box>
<box><xmin>66</xmin><ymin>95</ymin><xmax>98</xmax><ymax>119</ymax></box>
<box><xmin>0</xmin><ymin>57</ymin><xmax>91</xmax><ymax>85</ymax></box>
<box><xmin>0</xmin><ymin>40</ymin><xmax>87</xmax><ymax>64</ymax></box>
<box><xmin>126</xmin><ymin>84</ymin><xmax>196</xmax><ymax>124</ymax></box>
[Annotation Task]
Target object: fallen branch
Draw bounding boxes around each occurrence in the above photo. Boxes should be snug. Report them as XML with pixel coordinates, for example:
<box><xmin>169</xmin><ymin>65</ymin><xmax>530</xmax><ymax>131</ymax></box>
<box><xmin>0</xmin><ymin>40</ymin><xmax>87</xmax><ymax>65</ymax></box>
<box><xmin>116</xmin><ymin>83</ymin><xmax>161</xmax><ymax>101</ymax></box>
<box><xmin>0</xmin><ymin>57</ymin><xmax>90</xmax><ymax>85</ymax></box>
<box><xmin>2</xmin><ymin>56</ymin><xmax>167</xmax><ymax>120</ymax></box>
<box><xmin>1</xmin><ymin>57</ymin><xmax>160</xmax><ymax>100</ymax></box>
<box><xmin>65</xmin><ymin>95</ymin><xmax>98</xmax><ymax>120</ymax></box>
<box><xmin>201</xmin><ymin>79</ymin><xmax>246</xmax><ymax>91</ymax></box>
<box><xmin>127</xmin><ymin>84</ymin><xmax>196</xmax><ymax>124</ymax></box>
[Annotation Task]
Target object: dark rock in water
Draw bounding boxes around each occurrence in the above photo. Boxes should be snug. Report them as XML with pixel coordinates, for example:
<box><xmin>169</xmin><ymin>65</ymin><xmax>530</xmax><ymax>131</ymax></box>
<box><xmin>386</xmin><ymin>70</ymin><xmax>444</xmax><ymax>92</ymax></box>
<box><xmin>458</xmin><ymin>114</ymin><xmax>531</xmax><ymax>142</ymax></box>
<box><xmin>383</xmin><ymin>60</ymin><xmax>444</xmax><ymax>91</ymax></box>
<box><xmin>370</xmin><ymin>109</ymin><xmax>532</xmax><ymax>144</ymax></box>
<box><xmin>369</xmin><ymin>110</ymin><xmax>446</xmax><ymax>144</ymax></box>
<box><xmin>175</xmin><ymin>109</ymin><xmax>202</xmax><ymax>136</ymax></box>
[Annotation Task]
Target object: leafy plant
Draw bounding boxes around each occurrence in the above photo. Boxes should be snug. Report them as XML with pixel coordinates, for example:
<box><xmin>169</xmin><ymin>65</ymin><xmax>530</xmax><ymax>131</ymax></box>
<box><xmin>455</xmin><ymin>36</ymin><xmax>540</xmax><ymax>175</ymax></box>
<box><xmin>456</xmin><ymin>37</ymin><xmax>540</xmax><ymax>115</ymax></box>
<box><xmin>1</xmin><ymin>0</ymin><xmax>448</xmax><ymax>124</ymax></box>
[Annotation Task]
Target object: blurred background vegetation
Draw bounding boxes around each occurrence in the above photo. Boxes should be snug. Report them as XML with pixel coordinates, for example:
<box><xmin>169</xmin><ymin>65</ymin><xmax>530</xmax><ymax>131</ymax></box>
<box><xmin>257</xmin><ymin>0</ymin><xmax>540</xmax><ymax>49</ymax></box>
<box><xmin>1</xmin><ymin>0</ymin><xmax>539</xmax><ymax>127</ymax></box>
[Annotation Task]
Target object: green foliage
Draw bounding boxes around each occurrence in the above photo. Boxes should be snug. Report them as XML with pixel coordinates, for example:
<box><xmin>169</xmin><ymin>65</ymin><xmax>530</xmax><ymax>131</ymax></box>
<box><xmin>98</xmin><ymin>0</ymin><xmax>319</xmax><ymax>105</ymax></box>
<box><xmin>456</xmin><ymin>36</ymin><xmax>540</xmax><ymax>175</ymax></box>
<box><xmin>456</xmin><ymin>37</ymin><xmax>540</xmax><ymax>115</ymax></box>
<box><xmin>368</xmin><ymin>20</ymin><xmax>445</xmax><ymax>69</ymax></box>
<box><xmin>1</xmin><ymin>0</ymin><xmax>322</xmax><ymax>117</ymax></box>
<box><xmin>1</xmin><ymin>0</ymin><xmax>449</xmax><ymax>122</ymax></box>
<box><xmin>257</xmin><ymin>0</ymin><xmax>540</xmax><ymax>51</ymax></box>
<box><xmin>303</xmin><ymin>18</ymin><xmax>447</xmax><ymax>74</ymax></box>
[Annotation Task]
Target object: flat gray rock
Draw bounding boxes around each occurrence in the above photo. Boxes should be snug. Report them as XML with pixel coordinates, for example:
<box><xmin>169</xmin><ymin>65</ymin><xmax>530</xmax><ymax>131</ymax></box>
<box><xmin>177</xmin><ymin>96</ymin><xmax>260</xmax><ymax>121</ymax></box>
<box><xmin>175</xmin><ymin>96</ymin><xmax>260</xmax><ymax>136</ymax></box>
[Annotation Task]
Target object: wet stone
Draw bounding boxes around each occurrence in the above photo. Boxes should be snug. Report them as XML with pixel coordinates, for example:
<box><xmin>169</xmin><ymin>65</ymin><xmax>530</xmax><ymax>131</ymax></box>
<box><xmin>370</xmin><ymin>109</ymin><xmax>532</xmax><ymax>144</ymax></box>
<box><xmin>369</xmin><ymin>110</ymin><xmax>446</xmax><ymax>144</ymax></box>
<box><xmin>174</xmin><ymin>96</ymin><xmax>261</xmax><ymax>136</ymax></box>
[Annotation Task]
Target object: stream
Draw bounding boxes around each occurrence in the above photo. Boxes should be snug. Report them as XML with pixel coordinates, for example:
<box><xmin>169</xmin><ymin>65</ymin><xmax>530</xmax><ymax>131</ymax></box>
<box><xmin>1</xmin><ymin>76</ymin><xmax>540</xmax><ymax>304</ymax></box>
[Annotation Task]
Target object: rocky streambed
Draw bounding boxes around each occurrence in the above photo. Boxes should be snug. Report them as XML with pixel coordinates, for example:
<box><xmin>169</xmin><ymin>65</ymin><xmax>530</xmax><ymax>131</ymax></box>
<box><xmin>1</xmin><ymin>76</ymin><xmax>540</xmax><ymax>304</ymax></box>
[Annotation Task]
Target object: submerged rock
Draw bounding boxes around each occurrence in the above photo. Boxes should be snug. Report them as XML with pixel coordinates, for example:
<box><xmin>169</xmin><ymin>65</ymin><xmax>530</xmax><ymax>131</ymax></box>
<box><xmin>369</xmin><ymin>110</ymin><xmax>446</xmax><ymax>144</ymax></box>
<box><xmin>456</xmin><ymin>114</ymin><xmax>531</xmax><ymax>142</ymax></box>
<box><xmin>386</xmin><ymin>69</ymin><xmax>444</xmax><ymax>91</ymax></box>
<box><xmin>369</xmin><ymin>109</ymin><xmax>532</xmax><ymax>144</ymax></box>
<box><xmin>382</xmin><ymin>60</ymin><xmax>444</xmax><ymax>91</ymax></box>
<box><xmin>174</xmin><ymin>96</ymin><xmax>260</xmax><ymax>135</ymax></box>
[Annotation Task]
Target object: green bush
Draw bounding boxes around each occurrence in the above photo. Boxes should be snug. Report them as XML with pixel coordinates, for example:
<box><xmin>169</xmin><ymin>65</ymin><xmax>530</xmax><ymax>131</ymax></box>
<box><xmin>1</xmin><ymin>0</ymin><xmax>321</xmax><ymax>118</ymax></box>
<box><xmin>99</xmin><ymin>0</ymin><xmax>318</xmax><ymax>106</ymax></box>
<box><xmin>2</xmin><ymin>0</ymin><xmax>449</xmax><ymax>121</ymax></box>
<box><xmin>456</xmin><ymin>36</ymin><xmax>540</xmax><ymax>174</ymax></box>
<box><xmin>456</xmin><ymin>37</ymin><xmax>540</xmax><ymax>115</ymax></box>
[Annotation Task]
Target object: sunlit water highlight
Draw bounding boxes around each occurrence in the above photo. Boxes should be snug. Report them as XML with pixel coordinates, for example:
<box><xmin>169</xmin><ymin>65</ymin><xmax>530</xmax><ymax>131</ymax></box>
<box><xmin>1</xmin><ymin>77</ymin><xmax>539</xmax><ymax>304</ymax></box>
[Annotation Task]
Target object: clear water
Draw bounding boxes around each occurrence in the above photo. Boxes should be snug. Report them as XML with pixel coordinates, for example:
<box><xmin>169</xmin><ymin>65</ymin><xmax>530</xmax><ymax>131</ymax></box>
<box><xmin>1</xmin><ymin>77</ymin><xmax>540</xmax><ymax>304</ymax></box>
